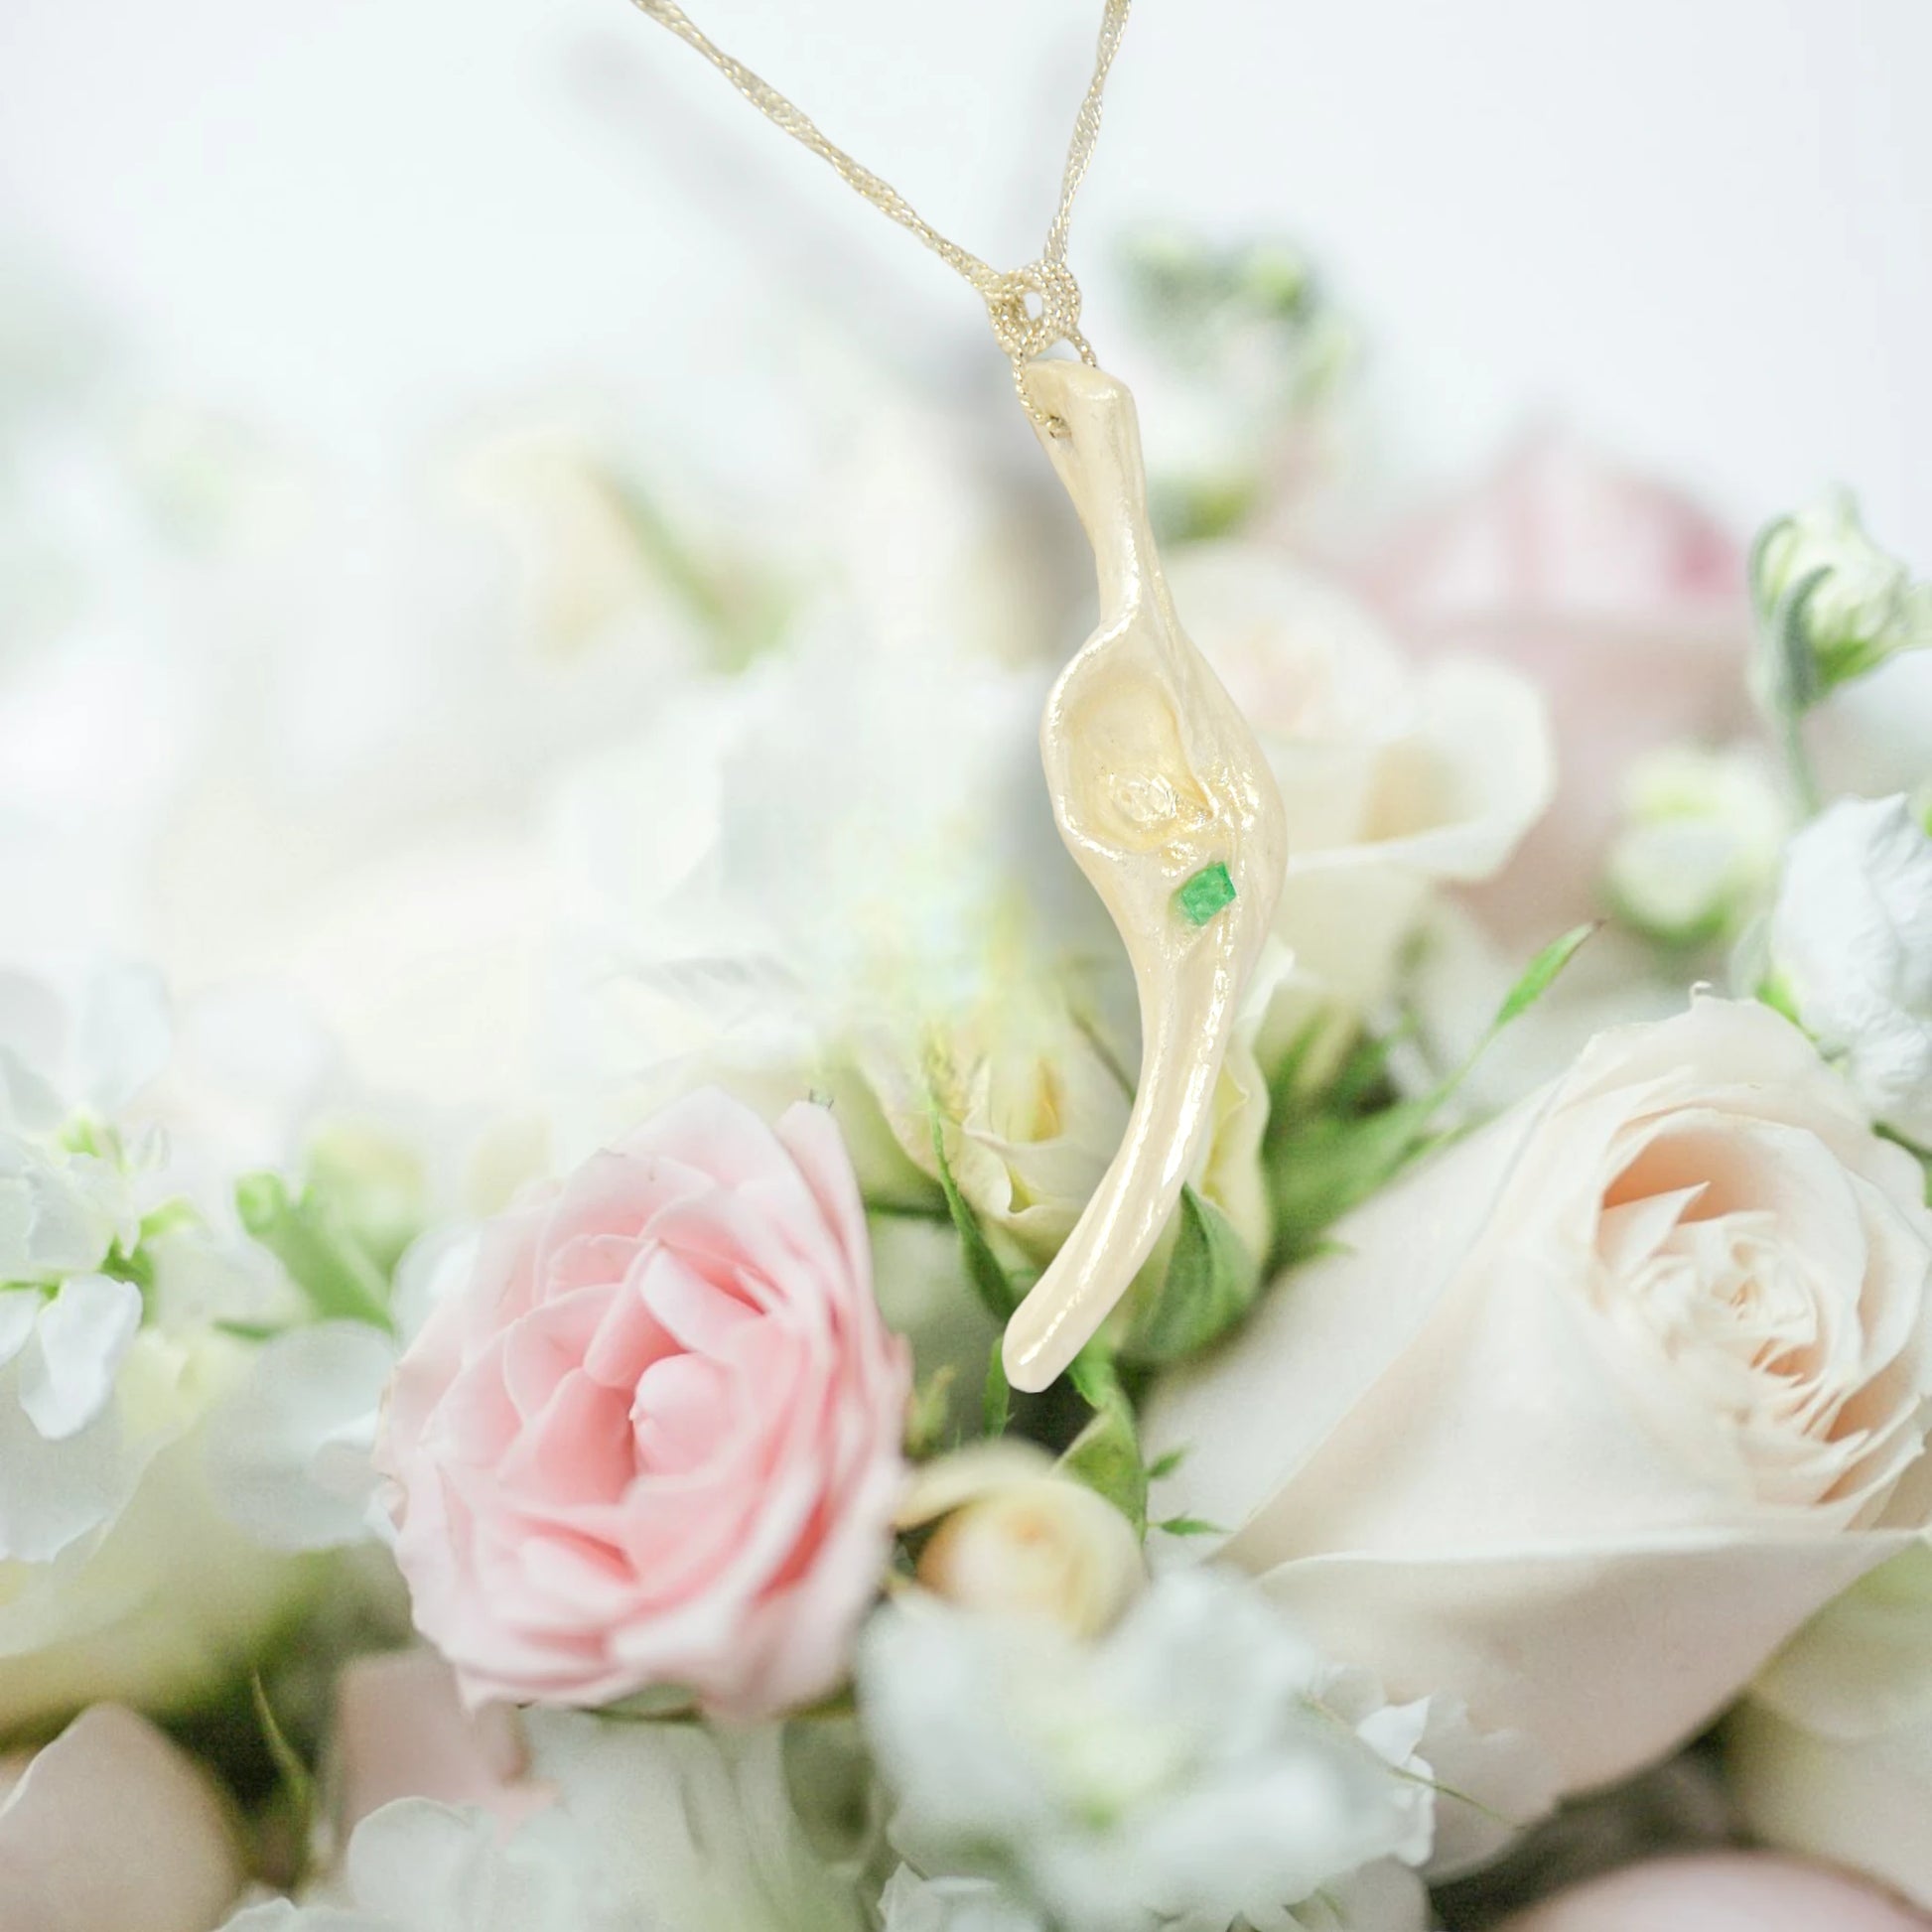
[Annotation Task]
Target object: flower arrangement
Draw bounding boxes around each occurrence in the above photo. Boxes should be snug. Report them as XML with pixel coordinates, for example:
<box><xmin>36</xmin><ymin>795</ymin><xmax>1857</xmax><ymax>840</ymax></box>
<box><xmin>2</xmin><ymin>229</ymin><xmax>1931</xmax><ymax>1932</ymax></box>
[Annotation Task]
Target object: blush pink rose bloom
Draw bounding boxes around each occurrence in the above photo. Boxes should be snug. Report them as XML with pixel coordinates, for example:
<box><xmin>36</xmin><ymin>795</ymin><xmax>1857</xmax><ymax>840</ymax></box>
<box><xmin>379</xmin><ymin>1089</ymin><xmax>912</xmax><ymax>1718</ymax></box>
<box><xmin>1496</xmin><ymin>1853</ymin><xmax>1930</xmax><ymax>1931</ymax></box>
<box><xmin>1353</xmin><ymin>431</ymin><xmax>1752</xmax><ymax>939</ymax></box>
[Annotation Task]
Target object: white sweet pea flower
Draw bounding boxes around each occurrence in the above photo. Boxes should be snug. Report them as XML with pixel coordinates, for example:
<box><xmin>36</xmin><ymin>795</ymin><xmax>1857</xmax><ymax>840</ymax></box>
<box><xmin>223</xmin><ymin>1711</ymin><xmax>864</xmax><ymax>1932</ymax></box>
<box><xmin>1</xmin><ymin>1272</ymin><xmax>142</xmax><ymax>1443</ymax></box>
<box><xmin>1754</xmin><ymin>489</ymin><xmax>1932</xmax><ymax>701</ymax></box>
<box><xmin>221</xmin><ymin>1802</ymin><xmax>612</xmax><ymax>1932</ymax></box>
<box><xmin>858</xmin><ymin>1570</ymin><xmax>1457</xmax><ymax>1932</ymax></box>
<box><xmin>1600</xmin><ymin>743</ymin><xmax>1787</xmax><ymax>947</ymax></box>
<box><xmin>880</xmin><ymin>1866</ymin><xmax>1046</xmax><ymax>1932</ymax></box>
<box><xmin>0</xmin><ymin>962</ymin><xmax>318</xmax><ymax>1733</ymax></box>
<box><xmin>1768</xmin><ymin>794</ymin><xmax>1932</xmax><ymax>1143</ymax></box>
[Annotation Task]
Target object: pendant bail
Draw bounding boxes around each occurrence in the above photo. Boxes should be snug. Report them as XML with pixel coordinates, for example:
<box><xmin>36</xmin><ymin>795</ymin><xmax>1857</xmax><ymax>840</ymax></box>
<box><xmin>983</xmin><ymin>259</ymin><xmax>1097</xmax><ymax>432</ymax></box>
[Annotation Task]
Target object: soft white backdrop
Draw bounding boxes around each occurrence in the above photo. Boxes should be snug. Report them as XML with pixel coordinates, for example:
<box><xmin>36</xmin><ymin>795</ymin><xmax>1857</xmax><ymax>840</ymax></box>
<box><xmin>3</xmin><ymin>0</ymin><xmax>1929</xmax><ymax>550</ymax></box>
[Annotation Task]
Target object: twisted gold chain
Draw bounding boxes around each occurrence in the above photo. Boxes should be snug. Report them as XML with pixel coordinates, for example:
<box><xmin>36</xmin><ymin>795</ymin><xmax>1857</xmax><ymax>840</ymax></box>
<box><xmin>623</xmin><ymin>0</ymin><xmax>1133</xmax><ymax>427</ymax></box>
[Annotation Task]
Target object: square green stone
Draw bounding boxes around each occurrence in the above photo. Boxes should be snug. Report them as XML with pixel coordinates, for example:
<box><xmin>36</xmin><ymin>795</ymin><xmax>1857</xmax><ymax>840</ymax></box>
<box><xmin>1174</xmin><ymin>861</ymin><xmax>1237</xmax><ymax>926</ymax></box>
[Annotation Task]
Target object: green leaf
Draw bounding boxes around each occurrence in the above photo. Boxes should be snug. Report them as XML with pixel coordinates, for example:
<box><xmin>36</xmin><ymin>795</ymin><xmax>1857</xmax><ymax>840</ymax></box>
<box><xmin>904</xmin><ymin>1365</ymin><xmax>958</xmax><ymax>1459</ymax></box>
<box><xmin>928</xmin><ymin>1119</ymin><xmax>1025</xmax><ymax>1322</ymax></box>
<box><xmin>1268</xmin><ymin>1096</ymin><xmax>1444</xmax><ymax>1269</ymax></box>
<box><xmin>1488</xmin><ymin>922</ymin><xmax>1599</xmax><ymax>1034</ymax></box>
<box><xmin>250</xmin><ymin>1670</ymin><xmax>315</xmax><ymax>1856</ymax></box>
<box><xmin>1153</xmin><ymin>1514</ymin><xmax>1226</xmax><ymax>1539</ymax></box>
<box><xmin>982</xmin><ymin>1343</ymin><xmax>1011</xmax><ymax>1439</ymax></box>
<box><xmin>236</xmin><ymin>1173</ymin><xmax>394</xmax><ymax>1333</ymax></box>
<box><xmin>1146</xmin><ymin>1446</ymin><xmax>1188</xmax><ymax>1482</ymax></box>
<box><xmin>1122</xmin><ymin>1185</ymin><xmax>1261</xmax><ymax>1367</ymax></box>
<box><xmin>1058</xmin><ymin>1347</ymin><xmax>1147</xmax><ymax>1535</ymax></box>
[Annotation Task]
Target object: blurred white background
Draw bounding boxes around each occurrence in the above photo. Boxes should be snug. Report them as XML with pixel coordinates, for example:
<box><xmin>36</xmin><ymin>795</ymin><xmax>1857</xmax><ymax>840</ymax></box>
<box><xmin>3</xmin><ymin>0</ymin><xmax>1929</xmax><ymax>547</ymax></box>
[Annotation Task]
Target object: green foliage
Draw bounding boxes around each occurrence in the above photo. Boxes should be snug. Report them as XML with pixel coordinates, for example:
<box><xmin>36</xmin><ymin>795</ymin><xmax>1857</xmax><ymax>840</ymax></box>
<box><xmin>1060</xmin><ymin>1347</ymin><xmax>1147</xmax><ymax>1536</ymax></box>
<box><xmin>903</xmin><ymin>1366</ymin><xmax>958</xmax><ymax>1459</ymax></box>
<box><xmin>982</xmin><ymin>1343</ymin><xmax>1012</xmax><ymax>1440</ymax></box>
<box><xmin>235</xmin><ymin>1172</ymin><xmax>394</xmax><ymax>1333</ymax></box>
<box><xmin>1153</xmin><ymin>1515</ymin><xmax>1224</xmax><ymax>1539</ymax></box>
<box><xmin>929</xmin><ymin>1119</ymin><xmax>1028</xmax><ymax>1322</ymax></box>
<box><xmin>1490</xmin><ymin>923</ymin><xmax>1599</xmax><ymax>1032</ymax></box>
<box><xmin>1263</xmin><ymin>924</ymin><xmax>1598</xmax><ymax>1272</ymax></box>
<box><xmin>1121</xmin><ymin>1184</ymin><xmax>1260</xmax><ymax>1367</ymax></box>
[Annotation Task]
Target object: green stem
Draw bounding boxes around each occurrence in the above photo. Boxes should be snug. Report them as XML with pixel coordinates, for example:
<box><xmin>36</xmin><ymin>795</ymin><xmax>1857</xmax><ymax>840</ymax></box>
<box><xmin>1780</xmin><ymin>702</ymin><xmax>1824</xmax><ymax>819</ymax></box>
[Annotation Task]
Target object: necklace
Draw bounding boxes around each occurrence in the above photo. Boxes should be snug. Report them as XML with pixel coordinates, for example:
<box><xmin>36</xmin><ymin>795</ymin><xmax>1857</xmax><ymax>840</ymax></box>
<box><xmin>627</xmin><ymin>0</ymin><xmax>1288</xmax><ymax>1393</ymax></box>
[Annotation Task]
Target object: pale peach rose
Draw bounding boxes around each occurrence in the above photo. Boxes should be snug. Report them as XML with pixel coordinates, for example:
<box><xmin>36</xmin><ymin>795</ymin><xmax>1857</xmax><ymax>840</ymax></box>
<box><xmin>378</xmin><ymin>1089</ymin><xmax>911</xmax><ymax>1718</ymax></box>
<box><xmin>1148</xmin><ymin>999</ymin><xmax>1932</xmax><ymax>1793</ymax></box>
<box><xmin>1494</xmin><ymin>1853</ymin><xmax>1929</xmax><ymax>1931</ymax></box>
<box><xmin>0</xmin><ymin>1705</ymin><xmax>244</xmax><ymax>1932</ymax></box>
<box><xmin>1354</xmin><ymin>431</ymin><xmax>1752</xmax><ymax>939</ymax></box>
<box><xmin>332</xmin><ymin>1648</ymin><xmax>549</xmax><ymax>1837</ymax></box>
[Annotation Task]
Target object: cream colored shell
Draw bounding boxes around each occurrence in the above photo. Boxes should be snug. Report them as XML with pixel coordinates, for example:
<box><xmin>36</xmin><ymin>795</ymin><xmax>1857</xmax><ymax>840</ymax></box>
<box><xmin>1002</xmin><ymin>359</ymin><xmax>1288</xmax><ymax>1392</ymax></box>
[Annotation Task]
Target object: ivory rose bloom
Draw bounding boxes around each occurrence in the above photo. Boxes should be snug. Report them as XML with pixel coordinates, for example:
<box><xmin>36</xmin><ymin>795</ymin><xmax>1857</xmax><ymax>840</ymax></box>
<box><xmin>1353</xmin><ymin>432</ymin><xmax>1751</xmax><ymax>940</ymax></box>
<box><xmin>1170</xmin><ymin>543</ymin><xmax>1553</xmax><ymax>1038</ymax></box>
<box><xmin>1147</xmin><ymin>999</ymin><xmax>1932</xmax><ymax>1792</ymax></box>
<box><xmin>379</xmin><ymin>1089</ymin><xmax>911</xmax><ymax>1717</ymax></box>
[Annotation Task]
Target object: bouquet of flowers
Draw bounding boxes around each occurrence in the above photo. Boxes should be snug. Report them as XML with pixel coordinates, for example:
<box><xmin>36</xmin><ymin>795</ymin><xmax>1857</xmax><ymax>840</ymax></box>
<box><xmin>3</xmin><ymin>211</ymin><xmax>1931</xmax><ymax>1932</ymax></box>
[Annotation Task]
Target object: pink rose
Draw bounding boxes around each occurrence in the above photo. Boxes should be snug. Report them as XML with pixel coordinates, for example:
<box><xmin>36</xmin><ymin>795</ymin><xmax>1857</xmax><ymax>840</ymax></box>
<box><xmin>1496</xmin><ymin>1853</ymin><xmax>1929</xmax><ymax>1930</ymax></box>
<box><xmin>379</xmin><ymin>1089</ymin><xmax>911</xmax><ymax>1718</ymax></box>
<box><xmin>333</xmin><ymin>1648</ymin><xmax>549</xmax><ymax>1836</ymax></box>
<box><xmin>1353</xmin><ymin>430</ymin><xmax>1752</xmax><ymax>939</ymax></box>
<box><xmin>0</xmin><ymin>1705</ymin><xmax>244</xmax><ymax>1932</ymax></box>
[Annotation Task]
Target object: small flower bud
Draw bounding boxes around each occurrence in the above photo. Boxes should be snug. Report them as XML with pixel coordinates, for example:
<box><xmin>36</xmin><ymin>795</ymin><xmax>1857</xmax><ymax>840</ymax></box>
<box><xmin>1753</xmin><ymin>489</ymin><xmax>1932</xmax><ymax>705</ymax></box>
<box><xmin>1600</xmin><ymin>745</ymin><xmax>1786</xmax><ymax>948</ymax></box>
<box><xmin>914</xmin><ymin>1470</ymin><xmax>1145</xmax><ymax>1640</ymax></box>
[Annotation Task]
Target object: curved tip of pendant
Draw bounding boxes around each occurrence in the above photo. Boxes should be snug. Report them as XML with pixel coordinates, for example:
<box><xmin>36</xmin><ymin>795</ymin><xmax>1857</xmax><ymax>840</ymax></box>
<box><xmin>1001</xmin><ymin>1294</ymin><xmax>1074</xmax><ymax>1395</ymax></box>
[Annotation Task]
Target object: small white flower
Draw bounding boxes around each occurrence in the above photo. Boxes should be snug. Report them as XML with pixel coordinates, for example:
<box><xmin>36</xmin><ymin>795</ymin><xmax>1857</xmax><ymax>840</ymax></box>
<box><xmin>858</xmin><ymin>1570</ymin><xmax>1439</xmax><ymax>1932</ymax></box>
<box><xmin>1754</xmin><ymin>489</ymin><xmax>1932</xmax><ymax>700</ymax></box>
<box><xmin>1600</xmin><ymin>743</ymin><xmax>1787</xmax><ymax>947</ymax></box>
<box><xmin>1769</xmin><ymin>793</ymin><xmax>1932</xmax><ymax>1142</ymax></box>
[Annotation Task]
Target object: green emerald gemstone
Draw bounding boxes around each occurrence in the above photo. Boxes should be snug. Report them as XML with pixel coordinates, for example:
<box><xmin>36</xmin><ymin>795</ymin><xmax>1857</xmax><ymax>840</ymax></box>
<box><xmin>1174</xmin><ymin>861</ymin><xmax>1237</xmax><ymax>927</ymax></box>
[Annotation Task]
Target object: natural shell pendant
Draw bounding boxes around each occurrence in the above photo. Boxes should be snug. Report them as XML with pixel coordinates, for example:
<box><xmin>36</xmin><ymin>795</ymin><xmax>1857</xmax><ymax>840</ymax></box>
<box><xmin>1002</xmin><ymin>359</ymin><xmax>1288</xmax><ymax>1393</ymax></box>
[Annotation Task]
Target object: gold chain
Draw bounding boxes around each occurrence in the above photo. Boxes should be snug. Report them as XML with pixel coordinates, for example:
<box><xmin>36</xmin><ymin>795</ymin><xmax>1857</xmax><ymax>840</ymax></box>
<box><xmin>623</xmin><ymin>0</ymin><xmax>1133</xmax><ymax>429</ymax></box>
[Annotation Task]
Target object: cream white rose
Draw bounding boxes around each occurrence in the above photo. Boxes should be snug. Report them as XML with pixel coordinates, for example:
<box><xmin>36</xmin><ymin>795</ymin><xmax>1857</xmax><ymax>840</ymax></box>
<box><xmin>1170</xmin><ymin>544</ymin><xmax>1554</xmax><ymax>1042</ymax></box>
<box><xmin>1727</xmin><ymin>1545</ymin><xmax>1932</xmax><ymax>1909</ymax></box>
<box><xmin>1147</xmin><ymin>998</ymin><xmax>1932</xmax><ymax>1793</ymax></box>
